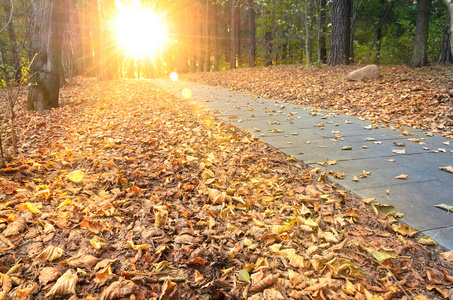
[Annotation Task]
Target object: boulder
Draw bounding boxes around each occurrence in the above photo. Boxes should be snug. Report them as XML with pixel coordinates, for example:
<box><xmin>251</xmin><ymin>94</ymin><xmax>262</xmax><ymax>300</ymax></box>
<box><xmin>347</xmin><ymin>65</ymin><xmax>379</xmax><ymax>81</ymax></box>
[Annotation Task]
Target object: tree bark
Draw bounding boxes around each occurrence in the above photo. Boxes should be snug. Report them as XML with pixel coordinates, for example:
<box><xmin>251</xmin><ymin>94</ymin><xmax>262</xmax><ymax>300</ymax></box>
<box><xmin>264</xmin><ymin>6</ymin><xmax>272</xmax><ymax>66</ymax></box>
<box><xmin>304</xmin><ymin>1</ymin><xmax>312</xmax><ymax>65</ymax></box>
<box><xmin>205</xmin><ymin>0</ymin><xmax>210</xmax><ymax>72</ymax></box>
<box><xmin>230</xmin><ymin>0</ymin><xmax>237</xmax><ymax>69</ymax></box>
<box><xmin>213</xmin><ymin>3</ymin><xmax>219</xmax><ymax>71</ymax></box>
<box><xmin>409</xmin><ymin>0</ymin><xmax>431</xmax><ymax>67</ymax></box>
<box><xmin>443</xmin><ymin>0</ymin><xmax>453</xmax><ymax>59</ymax></box>
<box><xmin>27</xmin><ymin>0</ymin><xmax>64</xmax><ymax>111</ymax></box>
<box><xmin>318</xmin><ymin>0</ymin><xmax>327</xmax><ymax>63</ymax></box>
<box><xmin>248</xmin><ymin>0</ymin><xmax>256</xmax><ymax>67</ymax></box>
<box><xmin>328</xmin><ymin>0</ymin><xmax>352</xmax><ymax>65</ymax></box>
<box><xmin>439</xmin><ymin>12</ymin><xmax>453</xmax><ymax>63</ymax></box>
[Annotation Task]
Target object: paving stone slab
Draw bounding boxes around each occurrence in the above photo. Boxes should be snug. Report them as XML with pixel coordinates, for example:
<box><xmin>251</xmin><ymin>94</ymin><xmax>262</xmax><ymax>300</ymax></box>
<box><xmin>353</xmin><ymin>180</ymin><xmax>453</xmax><ymax>232</ymax></box>
<box><xmin>421</xmin><ymin>226</ymin><xmax>453</xmax><ymax>250</ymax></box>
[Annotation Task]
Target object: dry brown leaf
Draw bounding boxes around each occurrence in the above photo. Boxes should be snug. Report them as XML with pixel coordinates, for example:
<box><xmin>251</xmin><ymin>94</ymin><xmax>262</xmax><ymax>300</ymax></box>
<box><xmin>67</xmin><ymin>251</ymin><xmax>100</xmax><ymax>269</ymax></box>
<box><xmin>249</xmin><ymin>273</ymin><xmax>279</xmax><ymax>294</ymax></box>
<box><xmin>45</xmin><ymin>269</ymin><xmax>77</xmax><ymax>298</ymax></box>
<box><xmin>2</xmin><ymin>217</ymin><xmax>27</xmax><ymax>236</ymax></box>
<box><xmin>159</xmin><ymin>278</ymin><xmax>177</xmax><ymax>300</ymax></box>
<box><xmin>208</xmin><ymin>188</ymin><xmax>227</xmax><ymax>204</ymax></box>
<box><xmin>36</xmin><ymin>245</ymin><xmax>64</xmax><ymax>262</ymax></box>
<box><xmin>15</xmin><ymin>286</ymin><xmax>38</xmax><ymax>300</ymax></box>
<box><xmin>440</xmin><ymin>250</ymin><xmax>453</xmax><ymax>261</ymax></box>
<box><xmin>99</xmin><ymin>278</ymin><xmax>138</xmax><ymax>300</ymax></box>
<box><xmin>395</xmin><ymin>174</ymin><xmax>408</xmax><ymax>180</ymax></box>
<box><xmin>39</xmin><ymin>267</ymin><xmax>61</xmax><ymax>285</ymax></box>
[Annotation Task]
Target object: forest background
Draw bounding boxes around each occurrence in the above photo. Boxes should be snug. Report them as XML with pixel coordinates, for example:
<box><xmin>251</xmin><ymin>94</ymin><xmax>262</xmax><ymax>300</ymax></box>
<box><xmin>0</xmin><ymin>0</ymin><xmax>452</xmax><ymax>93</ymax></box>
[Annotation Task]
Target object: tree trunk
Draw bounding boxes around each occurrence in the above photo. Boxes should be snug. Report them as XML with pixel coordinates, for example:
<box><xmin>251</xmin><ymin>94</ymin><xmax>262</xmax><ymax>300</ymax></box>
<box><xmin>409</xmin><ymin>0</ymin><xmax>431</xmax><ymax>67</ymax></box>
<box><xmin>213</xmin><ymin>3</ymin><xmax>219</xmax><ymax>71</ymax></box>
<box><xmin>328</xmin><ymin>0</ymin><xmax>352</xmax><ymax>65</ymax></box>
<box><xmin>443</xmin><ymin>0</ymin><xmax>453</xmax><ymax>59</ymax></box>
<box><xmin>318</xmin><ymin>0</ymin><xmax>327</xmax><ymax>63</ymax></box>
<box><xmin>304</xmin><ymin>1</ymin><xmax>312</xmax><ymax>65</ymax></box>
<box><xmin>230</xmin><ymin>0</ymin><xmax>237</xmax><ymax>69</ymax></box>
<box><xmin>264</xmin><ymin>6</ymin><xmax>272</xmax><ymax>66</ymax></box>
<box><xmin>439</xmin><ymin>13</ymin><xmax>453</xmax><ymax>63</ymax></box>
<box><xmin>248</xmin><ymin>0</ymin><xmax>256</xmax><ymax>67</ymax></box>
<box><xmin>27</xmin><ymin>0</ymin><xmax>64</xmax><ymax>111</ymax></box>
<box><xmin>205</xmin><ymin>0</ymin><xmax>210</xmax><ymax>72</ymax></box>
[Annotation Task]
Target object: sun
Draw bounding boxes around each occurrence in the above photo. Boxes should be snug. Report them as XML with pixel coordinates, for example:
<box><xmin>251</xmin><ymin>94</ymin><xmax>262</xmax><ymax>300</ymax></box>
<box><xmin>115</xmin><ymin>1</ymin><xmax>168</xmax><ymax>58</ymax></box>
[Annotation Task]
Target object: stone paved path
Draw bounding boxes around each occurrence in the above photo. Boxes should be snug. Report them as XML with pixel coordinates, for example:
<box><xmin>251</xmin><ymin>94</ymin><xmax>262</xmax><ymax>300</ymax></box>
<box><xmin>154</xmin><ymin>78</ymin><xmax>453</xmax><ymax>250</ymax></box>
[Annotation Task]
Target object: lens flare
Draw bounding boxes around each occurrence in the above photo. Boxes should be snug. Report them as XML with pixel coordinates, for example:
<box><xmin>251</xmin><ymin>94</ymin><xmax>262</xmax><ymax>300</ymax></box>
<box><xmin>182</xmin><ymin>88</ymin><xmax>192</xmax><ymax>99</ymax></box>
<box><xmin>170</xmin><ymin>72</ymin><xmax>178</xmax><ymax>81</ymax></box>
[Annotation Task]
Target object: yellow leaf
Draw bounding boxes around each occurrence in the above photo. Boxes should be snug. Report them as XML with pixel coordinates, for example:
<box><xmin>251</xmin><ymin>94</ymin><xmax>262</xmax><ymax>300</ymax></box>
<box><xmin>365</xmin><ymin>247</ymin><xmax>398</xmax><ymax>263</ymax></box>
<box><xmin>66</xmin><ymin>170</ymin><xmax>85</xmax><ymax>183</ymax></box>
<box><xmin>417</xmin><ymin>236</ymin><xmax>437</xmax><ymax>246</ymax></box>
<box><xmin>25</xmin><ymin>202</ymin><xmax>41</xmax><ymax>214</ymax></box>
<box><xmin>362</xmin><ymin>198</ymin><xmax>375</xmax><ymax>204</ymax></box>
<box><xmin>395</xmin><ymin>174</ymin><xmax>408</xmax><ymax>180</ymax></box>
<box><xmin>353</xmin><ymin>175</ymin><xmax>359</xmax><ymax>182</ymax></box>
<box><xmin>126</xmin><ymin>241</ymin><xmax>149</xmax><ymax>251</ymax></box>
<box><xmin>90</xmin><ymin>236</ymin><xmax>107</xmax><ymax>250</ymax></box>
<box><xmin>391</xmin><ymin>223</ymin><xmax>417</xmax><ymax>237</ymax></box>
<box><xmin>96</xmin><ymin>264</ymin><xmax>114</xmax><ymax>283</ymax></box>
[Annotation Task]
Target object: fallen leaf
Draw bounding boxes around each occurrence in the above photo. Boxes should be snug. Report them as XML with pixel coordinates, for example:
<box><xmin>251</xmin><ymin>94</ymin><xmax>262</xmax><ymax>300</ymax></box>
<box><xmin>39</xmin><ymin>267</ymin><xmax>61</xmax><ymax>285</ymax></box>
<box><xmin>392</xmin><ymin>149</ymin><xmax>406</xmax><ymax>154</ymax></box>
<box><xmin>439</xmin><ymin>166</ymin><xmax>453</xmax><ymax>174</ymax></box>
<box><xmin>67</xmin><ymin>251</ymin><xmax>100</xmax><ymax>269</ymax></box>
<box><xmin>99</xmin><ymin>278</ymin><xmax>138</xmax><ymax>300</ymax></box>
<box><xmin>36</xmin><ymin>246</ymin><xmax>64</xmax><ymax>262</ymax></box>
<box><xmin>391</xmin><ymin>223</ymin><xmax>417</xmax><ymax>236</ymax></box>
<box><xmin>418</xmin><ymin>236</ymin><xmax>437</xmax><ymax>246</ymax></box>
<box><xmin>373</xmin><ymin>204</ymin><xmax>396</xmax><ymax>217</ymax></box>
<box><xmin>434</xmin><ymin>203</ymin><xmax>453</xmax><ymax>212</ymax></box>
<box><xmin>440</xmin><ymin>250</ymin><xmax>453</xmax><ymax>261</ymax></box>
<box><xmin>45</xmin><ymin>269</ymin><xmax>77</xmax><ymax>298</ymax></box>
<box><xmin>66</xmin><ymin>170</ymin><xmax>85</xmax><ymax>183</ymax></box>
<box><xmin>395</xmin><ymin>174</ymin><xmax>408</xmax><ymax>180</ymax></box>
<box><xmin>365</xmin><ymin>247</ymin><xmax>398</xmax><ymax>263</ymax></box>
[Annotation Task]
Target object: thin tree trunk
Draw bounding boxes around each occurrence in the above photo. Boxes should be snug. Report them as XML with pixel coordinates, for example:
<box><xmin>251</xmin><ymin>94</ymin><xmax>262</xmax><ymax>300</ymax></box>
<box><xmin>264</xmin><ymin>6</ymin><xmax>272</xmax><ymax>66</ymax></box>
<box><xmin>248</xmin><ymin>0</ymin><xmax>256</xmax><ymax>67</ymax></box>
<box><xmin>304</xmin><ymin>1</ymin><xmax>312</xmax><ymax>65</ymax></box>
<box><xmin>366</xmin><ymin>0</ymin><xmax>394</xmax><ymax>62</ymax></box>
<box><xmin>230</xmin><ymin>0</ymin><xmax>237</xmax><ymax>69</ymax></box>
<box><xmin>205</xmin><ymin>0</ymin><xmax>210</xmax><ymax>72</ymax></box>
<box><xmin>439</xmin><ymin>12</ymin><xmax>453</xmax><ymax>63</ymax></box>
<box><xmin>213</xmin><ymin>3</ymin><xmax>219</xmax><ymax>71</ymax></box>
<box><xmin>318</xmin><ymin>0</ymin><xmax>327</xmax><ymax>63</ymax></box>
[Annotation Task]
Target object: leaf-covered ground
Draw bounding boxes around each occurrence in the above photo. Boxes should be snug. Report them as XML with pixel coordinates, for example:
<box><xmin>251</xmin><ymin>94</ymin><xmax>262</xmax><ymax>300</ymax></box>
<box><xmin>0</xmin><ymin>77</ymin><xmax>452</xmax><ymax>299</ymax></box>
<box><xmin>183</xmin><ymin>64</ymin><xmax>453</xmax><ymax>139</ymax></box>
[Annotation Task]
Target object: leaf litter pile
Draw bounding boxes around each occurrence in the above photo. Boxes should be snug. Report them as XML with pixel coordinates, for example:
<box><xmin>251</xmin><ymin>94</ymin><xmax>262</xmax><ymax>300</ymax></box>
<box><xmin>0</xmin><ymin>78</ymin><xmax>452</xmax><ymax>300</ymax></box>
<box><xmin>183</xmin><ymin>65</ymin><xmax>453</xmax><ymax>138</ymax></box>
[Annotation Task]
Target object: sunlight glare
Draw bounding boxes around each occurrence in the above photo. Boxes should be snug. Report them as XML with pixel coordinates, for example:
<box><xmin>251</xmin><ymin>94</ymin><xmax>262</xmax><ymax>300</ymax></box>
<box><xmin>115</xmin><ymin>3</ymin><xmax>168</xmax><ymax>58</ymax></box>
<box><xmin>170</xmin><ymin>72</ymin><xmax>178</xmax><ymax>81</ymax></box>
<box><xmin>182</xmin><ymin>88</ymin><xmax>192</xmax><ymax>99</ymax></box>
